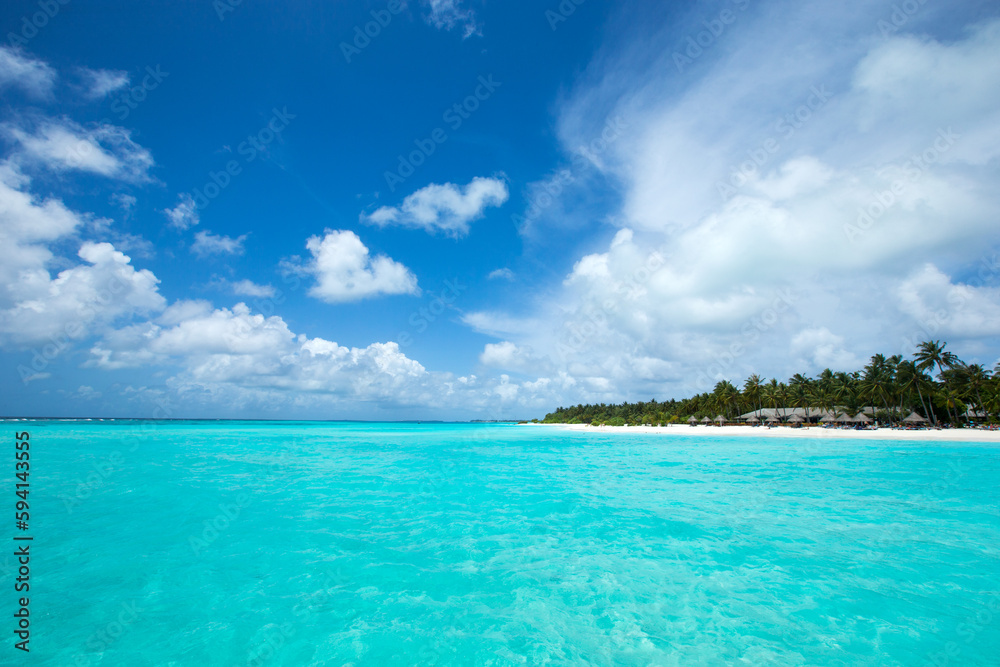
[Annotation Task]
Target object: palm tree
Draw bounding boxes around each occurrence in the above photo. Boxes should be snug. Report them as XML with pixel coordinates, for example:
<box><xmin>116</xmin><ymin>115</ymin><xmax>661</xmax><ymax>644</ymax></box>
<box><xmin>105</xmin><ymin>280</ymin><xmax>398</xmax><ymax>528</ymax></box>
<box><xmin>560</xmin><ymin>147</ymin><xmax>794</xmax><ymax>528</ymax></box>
<box><xmin>712</xmin><ymin>380</ymin><xmax>740</xmax><ymax>420</ymax></box>
<box><xmin>743</xmin><ymin>374</ymin><xmax>763</xmax><ymax>419</ymax></box>
<box><xmin>914</xmin><ymin>340</ymin><xmax>960</xmax><ymax>424</ymax></box>
<box><xmin>896</xmin><ymin>360</ymin><xmax>932</xmax><ymax>420</ymax></box>
<box><xmin>861</xmin><ymin>354</ymin><xmax>897</xmax><ymax>426</ymax></box>
<box><xmin>959</xmin><ymin>364</ymin><xmax>990</xmax><ymax>419</ymax></box>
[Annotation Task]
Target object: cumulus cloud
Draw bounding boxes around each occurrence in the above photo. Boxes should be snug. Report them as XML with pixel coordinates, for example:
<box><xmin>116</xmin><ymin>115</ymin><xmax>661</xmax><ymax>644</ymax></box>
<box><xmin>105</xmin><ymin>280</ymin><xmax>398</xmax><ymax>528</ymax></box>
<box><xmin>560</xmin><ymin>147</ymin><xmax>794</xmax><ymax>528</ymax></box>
<box><xmin>468</xmin><ymin>5</ymin><xmax>1000</xmax><ymax>403</ymax></box>
<box><xmin>0</xmin><ymin>47</ymin><xmax>56</xmax><ymax>98</ymax></box>
<box><xmin>86</xmin><ymin>299</ymin><xmax>571</xmax><ymax>417</ymax></box>
<box><xmin>4</xmin><ymin>118</ymin><xmax>154</xmax><ymax>182</ymax></box>
<box><xmin>191</xmin><ymin>230</ymin><xmax>247</xmax><ymax>257</ymax></box>
<box><xmin>480</xmin><ymin>341</ymin><xmax>551</xmax><ymax>375</ymax></box>
<box><xmin>77</xmin><ymin>67</ymin><xmax>130</xmax><ymax>100</ymax></box>
<box><xmin>163</xmin><ymin>193</ymin><xmax>199</xmax><ymax>230</ymax></box>
<box><xmin>362</xmin><ymin>177</ymin><xmax>508</xmax><ymax>237</ymax></box>
<box><xmin>0</xmin><ymin>241</ymin><xmax>166</xmax><ymax>346</ymax></box>
<box><xmin>0</xmin><ymin>163</ymin><xmax>85</xmax><ymax>293</ymax></box>
<box><xmin>295</xmin><ymin>229</ymin><xmax>419</xmax><ymax>303</ymax></box>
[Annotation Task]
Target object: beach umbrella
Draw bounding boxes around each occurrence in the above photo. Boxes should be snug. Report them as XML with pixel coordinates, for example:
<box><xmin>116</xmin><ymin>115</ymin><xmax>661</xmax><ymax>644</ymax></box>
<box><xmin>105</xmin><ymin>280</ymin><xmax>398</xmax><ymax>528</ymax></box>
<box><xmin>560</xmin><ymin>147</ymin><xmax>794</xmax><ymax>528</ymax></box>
<box><xmin>902</xmin><ymin>412</ymin><xmax>928</xmax><ymax>424</ymax></box>
<box><xmin>714</xmin><ymin>415</ymin><xmax>726</xmax><ymax>424</ymax></box>
<box><xmin>836</xmin><ymin>413</ymin><xmax>852</xmax><ymax>423</ymax></box>
<box><xmin>747</xmin><ymin>415</ymin><xmax>760</xmax><ymax>423</ymax></box>
<box><xmin>765</xmin><ymin>415</ymin><xmax>779</xmax><ymax>423</ymax></box>
<box><xmin>820</xmin><ymin>414</ymin><xmax>837</xmax><ymax>423</ymax></box>
<box><xmin>687</xmin><ymin>416</ymin><xmax>698</xmax><ymax>424</ymax></box>
<box><xmin>852</xmin><ymin>413</ymin><xmax>871</xmax><ymax>423</ymax></box>
<box><xmin>788</xmin><ymin>414</ymin><xmax>804</xmax><ymax>423</ymax></box>
<box><xmin>700</xmin><ymin>416</ymin><xmax>711</xmax><ymax>424</ymax></box>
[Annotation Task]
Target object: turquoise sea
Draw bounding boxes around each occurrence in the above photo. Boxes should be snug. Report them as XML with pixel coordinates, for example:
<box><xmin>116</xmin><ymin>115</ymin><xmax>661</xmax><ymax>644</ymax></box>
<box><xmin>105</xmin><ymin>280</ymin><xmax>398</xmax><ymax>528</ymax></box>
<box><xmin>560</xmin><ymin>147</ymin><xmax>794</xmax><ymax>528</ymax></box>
<box><xmin>7</xmin><ymin>420</ymin><xmax>1000</xmax><ymax>665</ymax></box>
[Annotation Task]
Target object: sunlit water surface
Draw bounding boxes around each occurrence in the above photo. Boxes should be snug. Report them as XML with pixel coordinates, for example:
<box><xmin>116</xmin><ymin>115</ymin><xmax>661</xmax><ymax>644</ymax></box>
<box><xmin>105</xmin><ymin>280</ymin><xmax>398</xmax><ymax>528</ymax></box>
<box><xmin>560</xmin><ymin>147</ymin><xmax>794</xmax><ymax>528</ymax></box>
<box><xmin>14</xmin><ymin>421</ymin><xmax>1000</xmax><ymax>665</ymax></box>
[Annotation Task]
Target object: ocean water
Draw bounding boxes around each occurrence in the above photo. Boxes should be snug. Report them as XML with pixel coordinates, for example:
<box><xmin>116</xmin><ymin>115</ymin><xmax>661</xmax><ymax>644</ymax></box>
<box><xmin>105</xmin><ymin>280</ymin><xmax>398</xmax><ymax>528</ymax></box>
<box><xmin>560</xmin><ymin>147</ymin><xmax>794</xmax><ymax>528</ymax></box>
<box><xmin>8</xmin><ymin>420</ymin><xmax>1000</xmax><ymax>666</ymax></box>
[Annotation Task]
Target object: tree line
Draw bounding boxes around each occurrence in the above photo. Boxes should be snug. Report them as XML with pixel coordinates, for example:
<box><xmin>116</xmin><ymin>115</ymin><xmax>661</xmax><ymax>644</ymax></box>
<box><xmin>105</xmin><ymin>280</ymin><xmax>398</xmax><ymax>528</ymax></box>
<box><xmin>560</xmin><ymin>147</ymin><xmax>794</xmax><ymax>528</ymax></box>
<box><xmin>540</xmin><ymin>340</ymin><xmax>999</xmax><ymax>427</ymax></box>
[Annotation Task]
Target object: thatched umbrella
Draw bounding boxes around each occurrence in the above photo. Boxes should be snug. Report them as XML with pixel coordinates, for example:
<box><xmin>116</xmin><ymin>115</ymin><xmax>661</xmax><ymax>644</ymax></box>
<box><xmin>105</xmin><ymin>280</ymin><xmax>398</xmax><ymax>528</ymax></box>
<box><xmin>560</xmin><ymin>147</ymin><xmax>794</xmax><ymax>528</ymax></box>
<box><xmin>788</xmin><ymin>414</ymin><xmax>804</xmax><ymax>425</ymax></box>
<box><xmin>852</xmin><ymin>413</ymin><xmax>871</xmax><ymax>424</ymax></box>
<box><xmin>747</xmin><ymin>415</ymin><xmax>760</xmax><ymax>424</ymax></box>
<box><xmin>765</xmin><ymin>415</ymin><xmax>779</xmax><ymax>424</ymax></box>
<box><xmin>700</xmin><ymin>417</ymin><xmax>711</xmax><ymax>425</ymax></box>
<box><xmin>687</xmin><ymin>416</ymin><xmax>698</xmax><ymax>425</ymax></box>
<box><xmin>820</xmin><ymin>413</ymin><xmax>837</xmax><ymax>423</ymax></box>
<box><xmin>836</xmin><ymin>413</ymin><xmax>852</xmax><ymax>424</ymax></box>
<box><xmin>902</xmin><ymin>412</ymin><xmax>928</xmax><ymax>424</ymax></box>
<box><xmin>714</xmin><ymin>415</ymin><xmax>726</xmax><ymax>425</ymax></box>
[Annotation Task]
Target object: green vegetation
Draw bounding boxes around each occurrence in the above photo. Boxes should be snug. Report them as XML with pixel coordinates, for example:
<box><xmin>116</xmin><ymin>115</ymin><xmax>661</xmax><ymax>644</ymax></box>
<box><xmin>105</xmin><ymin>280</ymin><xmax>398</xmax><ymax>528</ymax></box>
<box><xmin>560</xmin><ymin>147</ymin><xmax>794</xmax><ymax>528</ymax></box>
<box><xmin>542</xmin><ymin>340</ymin><xmax>1000</xmax><ymax>427</ymax></box>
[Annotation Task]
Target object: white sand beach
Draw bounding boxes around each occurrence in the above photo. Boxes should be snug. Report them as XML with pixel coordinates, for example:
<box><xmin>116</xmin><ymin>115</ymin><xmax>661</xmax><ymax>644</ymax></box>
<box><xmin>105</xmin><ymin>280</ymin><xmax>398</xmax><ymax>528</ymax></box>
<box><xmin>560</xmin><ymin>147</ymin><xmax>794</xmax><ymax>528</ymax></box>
<box><xmin>552</xmin><ymin>423</ymin><xmax>1000</xmax><ymax>442</ymax></box>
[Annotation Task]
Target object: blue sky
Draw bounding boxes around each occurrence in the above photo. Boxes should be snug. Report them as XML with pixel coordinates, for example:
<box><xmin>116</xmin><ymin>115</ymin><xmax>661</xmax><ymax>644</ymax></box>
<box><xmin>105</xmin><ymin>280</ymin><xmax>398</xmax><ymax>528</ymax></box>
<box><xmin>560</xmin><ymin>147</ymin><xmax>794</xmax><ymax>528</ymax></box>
<box><xmin>1</xmin><ymin>0</ymin><xmax>999</xmax><ymax>419</ymax></box>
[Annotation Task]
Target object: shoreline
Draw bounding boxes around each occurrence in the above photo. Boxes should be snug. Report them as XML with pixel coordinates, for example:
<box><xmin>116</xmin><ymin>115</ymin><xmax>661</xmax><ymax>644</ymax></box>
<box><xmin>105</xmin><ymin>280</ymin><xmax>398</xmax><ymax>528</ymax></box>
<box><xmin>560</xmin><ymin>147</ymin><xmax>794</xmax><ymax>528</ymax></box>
<box><xmin>543</xmin><ymin>423</ymin><xmax>1000</xmax><ymax>442</ymax></box>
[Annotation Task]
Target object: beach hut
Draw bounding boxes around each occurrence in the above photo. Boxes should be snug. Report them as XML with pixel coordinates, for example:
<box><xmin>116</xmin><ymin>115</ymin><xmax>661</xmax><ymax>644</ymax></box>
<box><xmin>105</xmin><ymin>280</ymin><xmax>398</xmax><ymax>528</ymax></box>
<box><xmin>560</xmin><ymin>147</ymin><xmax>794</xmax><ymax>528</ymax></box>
<box><xmin>687</xmin><ymin>416</ymin><xmax>698</xmax><ymax>425</ymax></box>
<box><xmin>902</xmin><ymin>412</ymin><xmax>928</xmax><ymax>424</ymax></box>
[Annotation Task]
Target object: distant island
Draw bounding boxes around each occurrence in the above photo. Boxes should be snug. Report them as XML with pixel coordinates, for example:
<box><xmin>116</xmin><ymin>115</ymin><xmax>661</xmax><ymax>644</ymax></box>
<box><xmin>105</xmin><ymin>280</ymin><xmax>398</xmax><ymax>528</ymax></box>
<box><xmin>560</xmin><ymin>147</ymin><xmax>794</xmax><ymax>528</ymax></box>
<box><xmin>539</xmin><ymin>340</ymin><xmax>998</xmax><ymax>427</ymax></box>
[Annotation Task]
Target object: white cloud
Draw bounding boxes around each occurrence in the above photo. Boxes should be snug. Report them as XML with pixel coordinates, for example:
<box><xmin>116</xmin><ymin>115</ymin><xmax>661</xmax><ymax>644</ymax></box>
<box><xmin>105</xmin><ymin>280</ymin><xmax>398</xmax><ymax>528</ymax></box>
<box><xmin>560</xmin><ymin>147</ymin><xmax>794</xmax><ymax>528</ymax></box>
<box><xmin>86</xmin><ymin>300</ymin><xmax>568</xmax><ymax>417</ymax></box>
<box><xmin>296</xmin><ymin>229</ymin><xmax>419</xmax><ymax>303</ymax></box>
<box><xmin>459</xmin><ymin>7</ymin><xmax>1000</xmax><ymax>404</ymax></box>
<box><xmin>191</xmin><ymin>230</ymin><xmax>247</xmax><ymax>257</ymax></box>
<box><xmin>0</xmin><ymin>163</ymin><xmax>85</xmax><ymax>293</ymax></box>
<box><xmin>0</xmin><ymin>47</ymin><xmax>56</xmax><ymax>98</ymax></box>
<box><xmin>77</xmin><ymin>67</ymin><xmax>130</xmax><ymax>100</ymax></box>
<box><xmin>424</xmin><ymin>0</ymin><xmax>480</xmax><ymax>38</ymax></box>
<box><xmin>111</xmin><ymin>192</ymin><xmax>137</xmax><ymax>216</ymax></box>
<box><xmin>362</xmin><ymin>177</ymin><xmax>508</xmax><ymax>237</ymax></box>
<box><xmin>4</xmin><ymin>118</ymin><xmax>154</xmax><ymax>182</ymax></box>
<box><xmin>0</xmin><ymin>241</ymin><xmax>166</xmax><ymax>346</ymax></box>
<box><xmin>164</xmin><ymin>193</ymin><xmax>199</xmax><ymax>230</ymax></box>
<box><xmin>480</xmin><ymin>341</ymin><xmax>550</xmax><ymax>375</ymax></box>
<box><xmin>229</xmin><ymin>279</ymin><xmax>276</xmax><ymax>298</ymax></box>
<box><xmin>487</xmin><ymin>267</ymin><xmax>514</xmax><ymax>281</ymax></box>
<box><xmin>896</xmin><ymin>264</ymin><xmax>1000</xmax><ymax>339</ymax></box>
<box><xmin>790</xmin><ymin>328</ymin><xmax>864</xmax><ymax>371</ymax></box>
